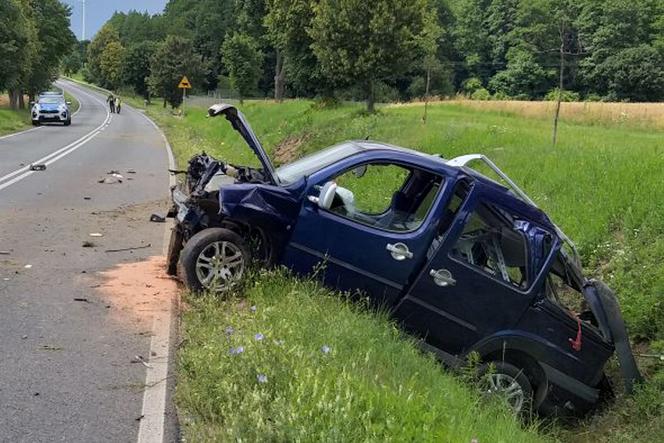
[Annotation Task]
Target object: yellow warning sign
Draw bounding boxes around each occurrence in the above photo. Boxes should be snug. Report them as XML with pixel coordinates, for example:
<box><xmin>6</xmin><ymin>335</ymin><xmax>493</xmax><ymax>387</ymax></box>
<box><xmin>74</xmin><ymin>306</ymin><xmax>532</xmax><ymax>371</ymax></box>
<box><xmin>178</xmin><ymin>76</ymin><xmax>192</xmax><ymax>89</ymax></box>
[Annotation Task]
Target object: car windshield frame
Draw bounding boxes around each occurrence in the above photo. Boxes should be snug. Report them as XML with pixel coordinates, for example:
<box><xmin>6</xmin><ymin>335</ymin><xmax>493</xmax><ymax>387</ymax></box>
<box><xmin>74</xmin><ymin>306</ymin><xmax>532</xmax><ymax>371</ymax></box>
<box><xmin>275</xmin><ymin>142</ymin><xmax>364</xmax><ymax>184</ymax></box>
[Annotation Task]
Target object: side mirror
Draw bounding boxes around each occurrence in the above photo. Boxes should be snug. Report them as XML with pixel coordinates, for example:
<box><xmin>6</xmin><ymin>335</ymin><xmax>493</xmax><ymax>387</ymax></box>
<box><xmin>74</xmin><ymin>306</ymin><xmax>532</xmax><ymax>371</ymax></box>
<box><xmin>29</xmin><ymin>101</ymin><xmax>35</xmax><ymax>106</ymax></box>
<box><xmin>307</xmin><ymin>181</ymin><xmax>337</xmax><ymax>210</ymax></box>
<box><xmin>352</xmin><ymin>164</ymin><xmax>367</xmax><ymax>178</ymax></box>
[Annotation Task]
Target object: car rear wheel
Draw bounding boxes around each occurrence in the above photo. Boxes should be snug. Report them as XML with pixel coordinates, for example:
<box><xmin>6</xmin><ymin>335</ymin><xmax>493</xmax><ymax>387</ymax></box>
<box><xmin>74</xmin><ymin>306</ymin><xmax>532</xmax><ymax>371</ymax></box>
<box><xmin>179</xmin><ymin>228</ymin><xmax>251</xmax><ymax>293</ymax></box>
<box><xmin>32</xmin><ymin>120</ymin><xmax>40</xmax><ymax>126</ymax></box>
<box><xmin>479</xmin><ymin>361</ymin><xmax>533</xmax><ymax>415</ymax></box>
<box><xmin>64</xmin><ymin>118</ymin><xmax>71</xmax><ymax>126</ymax></box>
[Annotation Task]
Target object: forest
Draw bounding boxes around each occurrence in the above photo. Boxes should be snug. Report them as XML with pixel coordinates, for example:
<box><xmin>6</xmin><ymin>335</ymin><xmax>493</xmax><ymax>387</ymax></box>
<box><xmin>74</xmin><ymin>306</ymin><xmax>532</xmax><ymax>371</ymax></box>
<box><xmin>68</xmin><ymin>0</ymin><xmax>664</xmax><ymax>110</ymax></box>
<box><xmin>2</xmin><ymin>0</ymin><xmax>663</xmax><ymax>111</ymax></box>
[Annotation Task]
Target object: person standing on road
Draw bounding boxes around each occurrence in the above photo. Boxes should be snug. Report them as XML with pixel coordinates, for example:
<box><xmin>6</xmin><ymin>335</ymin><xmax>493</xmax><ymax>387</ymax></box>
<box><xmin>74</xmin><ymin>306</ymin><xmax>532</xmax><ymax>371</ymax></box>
<box><xmin>115</xmin><ymin>96</ymin><xmax>122</xmax><ymax>114</ymax></box>
<box><xmin>107</xmin><ymin>94</ymin><xmax>115</xmax><ymax>113</ymax></box>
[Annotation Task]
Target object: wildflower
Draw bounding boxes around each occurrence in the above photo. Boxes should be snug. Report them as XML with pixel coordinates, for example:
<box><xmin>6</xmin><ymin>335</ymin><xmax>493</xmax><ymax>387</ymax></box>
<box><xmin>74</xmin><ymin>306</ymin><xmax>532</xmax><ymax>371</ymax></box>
<box><xmin>257</xmin><ymin>373</ymin><xmax>268</xmax><ymax>384</ymax></box>
<box><xmin>254</xmin><ymin>333</ymin><xmax>264</xmax><ymax>341</ymax></box>
<box><xmin>321</xmin><ymin>345</ymin><xmax>331</xmax><ymax>354</ymax></box>
<box><xmin>250</xmin><ymin>305</ymin><xmax>257</xmax><ymax>312</ymax></box>
<box><xmin>274</xmin><ymin>339</ymin><xmax>285</xmax><ymax>346</ymax></box>
<box><xmin>225</xmin><ymin>326</ymin><xmax>234</xmax><ymax>335</ymax></box>
<box><xmin>229</xmin><ymin>346</ymin><xmax>245</xmax><ymax>356</ymax></box>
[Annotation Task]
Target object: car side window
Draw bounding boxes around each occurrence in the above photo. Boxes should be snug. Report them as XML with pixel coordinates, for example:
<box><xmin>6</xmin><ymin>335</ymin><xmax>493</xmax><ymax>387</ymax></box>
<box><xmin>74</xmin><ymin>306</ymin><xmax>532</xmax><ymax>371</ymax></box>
<box><xmin>328</xmin><ymin>163</ymin><xmax>442</xmax><ymax>232</ymax></box>
<box><xmin>450</xmin><ymin>202</ymin><xmax>530</xmax><ymax>289</ymax></box>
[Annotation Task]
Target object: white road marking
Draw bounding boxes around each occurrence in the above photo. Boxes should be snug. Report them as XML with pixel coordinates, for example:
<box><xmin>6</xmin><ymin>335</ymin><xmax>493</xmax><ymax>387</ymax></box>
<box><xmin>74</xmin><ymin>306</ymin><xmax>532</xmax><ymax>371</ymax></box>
<box><xmin>0</xmin><ymin>84</ymin><xmax>110</xmax><ymax>192</ymax></box>
<box><xmin>136</xmin><ymin>99</ymin><xmax>178</xmax><ymax>443</ymax></box>
<box><xmin>55</xmin><ymin>78</ymin><xmax>178</xmax><ymax>443</ymax></box>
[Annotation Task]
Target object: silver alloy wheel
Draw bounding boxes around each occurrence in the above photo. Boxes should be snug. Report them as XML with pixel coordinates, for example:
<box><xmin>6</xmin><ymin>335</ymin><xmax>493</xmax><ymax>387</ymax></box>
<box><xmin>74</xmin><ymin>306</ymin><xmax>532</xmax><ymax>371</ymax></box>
<box><xmin>195</xmin><ymin>240</ymin><xmax>245</xmax><ymax>292</ymax></box>
<box><xmin>484</xmin><ymin>373</ymin><xmax>525</xmax><ymax>413</ymax></box>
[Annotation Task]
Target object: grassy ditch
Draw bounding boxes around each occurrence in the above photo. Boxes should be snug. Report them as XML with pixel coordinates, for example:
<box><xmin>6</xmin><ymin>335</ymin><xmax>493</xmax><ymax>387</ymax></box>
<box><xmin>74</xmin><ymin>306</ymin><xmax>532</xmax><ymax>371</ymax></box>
<box><xmin>132</xmin><ymin>97</ymin><xmax>664</xmax><ymax>441</ymax></box>
<box><xmin>179</xmin><ymin>269</ymin><xmax>545</xmax><ymax>442</ymax></box>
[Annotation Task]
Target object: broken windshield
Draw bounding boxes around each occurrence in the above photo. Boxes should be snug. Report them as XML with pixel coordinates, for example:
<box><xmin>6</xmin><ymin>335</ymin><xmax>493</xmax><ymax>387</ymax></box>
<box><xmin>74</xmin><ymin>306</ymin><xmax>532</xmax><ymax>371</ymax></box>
<box><xmin>275</xmin><ymin>142</ymin><xmax>364</xmax><ymax>184</ymax></box>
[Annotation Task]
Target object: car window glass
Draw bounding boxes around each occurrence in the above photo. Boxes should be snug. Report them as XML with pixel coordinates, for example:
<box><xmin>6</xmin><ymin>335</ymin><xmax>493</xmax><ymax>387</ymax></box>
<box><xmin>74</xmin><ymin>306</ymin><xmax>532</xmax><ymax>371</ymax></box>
<box><xmin>450</xmin><ymin>202</ymin><xmax>529</xmax><ymax>289</ymax></box>
<box><xmin>328</xmin><ymin>163</ymin><xmax>442</xmax><ymax>232</ymax></box>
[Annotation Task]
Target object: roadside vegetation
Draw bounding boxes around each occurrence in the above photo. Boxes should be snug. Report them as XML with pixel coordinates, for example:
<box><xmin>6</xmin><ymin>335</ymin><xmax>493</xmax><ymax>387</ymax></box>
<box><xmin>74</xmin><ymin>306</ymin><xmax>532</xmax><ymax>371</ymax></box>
<box><xmin>0</xmin><ymin>96</ymin><xmax>30</xmax><ymax>136</ymax></box>
<box><xmin>179</xmin><ymin>269</ymin><xmax>545</xmax><ymax>442</ymax></box>
<box><xmin>127</xmin><ymin>96</ymin><xmax>664</xmax><ymax>441</ymax></box>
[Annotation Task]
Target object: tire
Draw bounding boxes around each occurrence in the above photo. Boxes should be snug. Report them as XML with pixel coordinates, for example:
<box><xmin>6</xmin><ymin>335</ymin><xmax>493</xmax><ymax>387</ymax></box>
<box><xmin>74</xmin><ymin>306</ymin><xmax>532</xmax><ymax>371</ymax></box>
<box><xmin>64</xmin><ymin>118</ymin><xmax>71</xmax><ymax>126</ymax></box>
<box><xmin>179</xmin><ymin>228</ymin><xmax>251</xmax><ymax>293</ymax></box>
<box><xmin>479</xmin><ymin>361</ymin><xmax>533</xmax><ymax>415</ymax></box>
<box><xmin>166</xmin><ymin>226</ymin><xmax>184</xmax><ymax>276</ymax></box>
<box><xmin>32</xmin><ymin>120</ymin><xmax>40</xmax><ymax>126</ymax></box>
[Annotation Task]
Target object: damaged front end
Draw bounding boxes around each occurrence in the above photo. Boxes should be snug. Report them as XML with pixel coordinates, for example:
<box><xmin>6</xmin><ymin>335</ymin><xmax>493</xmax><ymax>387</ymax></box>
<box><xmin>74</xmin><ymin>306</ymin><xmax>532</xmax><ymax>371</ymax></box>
<box><xmin>166</xmin><ymin>104</ymin><xmax>299</xmax><ymax>275</ymax></box>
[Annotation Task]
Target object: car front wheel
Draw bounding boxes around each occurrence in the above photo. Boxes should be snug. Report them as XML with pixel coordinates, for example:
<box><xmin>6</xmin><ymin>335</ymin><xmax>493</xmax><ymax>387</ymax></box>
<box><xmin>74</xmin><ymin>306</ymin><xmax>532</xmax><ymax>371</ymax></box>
<box><xmin>479</xmin><ymin>361</ymin><xmax>533</xmax><ymax>415</ymax></box>
<box><xmin>179</xmin><ymin>228</ymin><xmax>251</xmax><ymax>293</ymax></box>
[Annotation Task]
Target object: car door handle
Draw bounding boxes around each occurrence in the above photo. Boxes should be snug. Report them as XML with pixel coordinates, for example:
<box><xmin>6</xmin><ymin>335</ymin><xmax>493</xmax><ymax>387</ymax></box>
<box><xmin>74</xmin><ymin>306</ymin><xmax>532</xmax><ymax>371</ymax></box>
<box><xmin>430</xmin><ymin>268</ymin><xmax>456</xmax><ymax>287</ymax></box>
<box><xmin>386</xmin><ymin>242</ymin><xmax>413</xmax><ymax>260</ymax></box>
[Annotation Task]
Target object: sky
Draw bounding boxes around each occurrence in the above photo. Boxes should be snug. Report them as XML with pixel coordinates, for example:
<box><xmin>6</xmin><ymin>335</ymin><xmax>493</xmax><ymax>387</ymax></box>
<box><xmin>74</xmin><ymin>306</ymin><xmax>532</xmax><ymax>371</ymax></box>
<box><xmin>61</xmin><ymin>0</ymin><xmax>168</xmax><ymax>40</ymax></box>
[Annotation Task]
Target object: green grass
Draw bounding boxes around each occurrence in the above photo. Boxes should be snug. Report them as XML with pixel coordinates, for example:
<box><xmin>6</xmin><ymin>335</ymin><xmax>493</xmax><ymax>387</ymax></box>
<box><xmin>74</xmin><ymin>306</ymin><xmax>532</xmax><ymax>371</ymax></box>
<box><xmin>132</xmin><ymin>97</ymin><xmax>664</xmax><ymax>441</ymax></box>
<box><xmin>179</xmin><ymin>269</ymin><xmax>546</xmax><ymax>442</ymax></box>
<box><xmin>64</xmin><ymin>90</ymin><xmax>80</xmax><ymax>114</ymax></box>
<box><xmin>0</xmin><ymin>103</ymin><xmax>30</xmax><ymax>136</ymax></box>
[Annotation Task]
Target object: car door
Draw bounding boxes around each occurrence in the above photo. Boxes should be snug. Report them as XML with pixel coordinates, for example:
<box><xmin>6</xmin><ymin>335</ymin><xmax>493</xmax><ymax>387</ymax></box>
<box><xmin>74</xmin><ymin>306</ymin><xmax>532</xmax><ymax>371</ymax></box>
<box><xmin>394</xmin><ymin>188</ymin><xmax>539</xmax><ymax>355</ymax></box>
<box><xmin>282</xmin><ymin>159</ymin><xmax>444</xmax><ymax>308</ymax></box>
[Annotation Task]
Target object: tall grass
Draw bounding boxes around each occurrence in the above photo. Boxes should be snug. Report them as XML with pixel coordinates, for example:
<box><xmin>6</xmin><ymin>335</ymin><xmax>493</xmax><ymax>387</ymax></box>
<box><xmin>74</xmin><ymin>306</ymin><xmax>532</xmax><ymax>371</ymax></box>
<box><xmin>178</xmin><ymin>270</ymin><xmax>547</xmax><ymax>442</ymax></box>
<box><xmin>0</xmin><ymin>95</ymin><xmax>30</xmax><ymax>136</ymax></box>
<box><xmin>422</xmin><ymin>99</ymin><xmax>664</xmax><ymax>130</ymax></box>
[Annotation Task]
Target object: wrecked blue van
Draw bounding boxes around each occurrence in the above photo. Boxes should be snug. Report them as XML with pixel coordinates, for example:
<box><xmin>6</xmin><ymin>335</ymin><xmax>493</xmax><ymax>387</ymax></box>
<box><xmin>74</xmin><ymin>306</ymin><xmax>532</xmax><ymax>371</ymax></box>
<box><xmin>166</xmin><ymin>104</ymin><xmax>641</xmax><ymax>416</ymax></box>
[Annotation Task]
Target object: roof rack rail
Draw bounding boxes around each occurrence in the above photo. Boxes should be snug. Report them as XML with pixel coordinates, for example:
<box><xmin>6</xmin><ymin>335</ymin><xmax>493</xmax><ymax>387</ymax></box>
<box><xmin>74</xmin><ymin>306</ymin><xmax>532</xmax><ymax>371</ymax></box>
<box><xmin>447</xmin><ymin>154</ymin><xmax>581</xmax><ymax>267</ymax></box>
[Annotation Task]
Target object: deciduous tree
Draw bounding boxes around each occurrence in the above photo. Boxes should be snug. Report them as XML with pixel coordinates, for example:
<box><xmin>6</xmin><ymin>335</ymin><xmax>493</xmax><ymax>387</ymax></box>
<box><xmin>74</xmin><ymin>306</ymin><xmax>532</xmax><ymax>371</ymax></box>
<box><xmin>309</xmin><ymin>0</ymin><xmax>430</xmax><ymax>112</ymax></box>
<box><xmin>148</xmin><ymin>35</ymin><xmax>205</xmax><ymax>108</ymax></box>
<box><xmin>221</xmin><ymin>33</ymin><xmax>263</xmax><ymax>104</ymax></box>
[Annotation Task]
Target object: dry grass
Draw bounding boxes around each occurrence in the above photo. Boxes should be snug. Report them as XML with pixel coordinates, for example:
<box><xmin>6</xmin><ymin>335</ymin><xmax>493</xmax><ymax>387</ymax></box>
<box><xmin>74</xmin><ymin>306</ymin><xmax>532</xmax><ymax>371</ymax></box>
<box><xmin>390</xmin><ymin>99</ymin><xmax>664</xmax><ymax>130</ymax></box>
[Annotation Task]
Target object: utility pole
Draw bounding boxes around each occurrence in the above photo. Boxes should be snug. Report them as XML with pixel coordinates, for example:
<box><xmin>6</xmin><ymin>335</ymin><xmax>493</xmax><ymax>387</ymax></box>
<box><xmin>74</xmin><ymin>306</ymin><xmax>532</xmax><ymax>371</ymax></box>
<box><xmin>81</xmin><ymin>0</ymin><xmax>86</xmax><ymax>40</ymax></box>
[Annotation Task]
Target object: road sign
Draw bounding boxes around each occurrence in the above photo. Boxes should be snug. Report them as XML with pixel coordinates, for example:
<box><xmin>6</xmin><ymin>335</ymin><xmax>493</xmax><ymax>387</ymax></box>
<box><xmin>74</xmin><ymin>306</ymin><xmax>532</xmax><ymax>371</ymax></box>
<box><xmin>178</xmin><ymin>76</ymin><xmax>192</xmax><ymax>89</ymax></box>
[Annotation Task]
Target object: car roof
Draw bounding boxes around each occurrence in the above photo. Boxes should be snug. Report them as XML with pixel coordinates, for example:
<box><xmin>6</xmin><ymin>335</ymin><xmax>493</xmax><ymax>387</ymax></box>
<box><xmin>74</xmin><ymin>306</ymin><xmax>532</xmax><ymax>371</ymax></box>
<box><xmin>349</xmin><ymin>140</ymin><xmax>504</xmax><ymax>187</ymax></box>
<box><xmin>347</xmin><ymin>140</ymin><xmax>554</xmax><ymax>223</ymax></box>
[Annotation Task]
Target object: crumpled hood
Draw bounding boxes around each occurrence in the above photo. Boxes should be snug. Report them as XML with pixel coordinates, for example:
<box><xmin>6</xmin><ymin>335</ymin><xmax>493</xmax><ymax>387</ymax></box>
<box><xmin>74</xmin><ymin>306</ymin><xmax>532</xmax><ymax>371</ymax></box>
<box><xmin>207</xmin><ymin>104</ymin><xmax>278</xmax><ymax>185</ymax></box>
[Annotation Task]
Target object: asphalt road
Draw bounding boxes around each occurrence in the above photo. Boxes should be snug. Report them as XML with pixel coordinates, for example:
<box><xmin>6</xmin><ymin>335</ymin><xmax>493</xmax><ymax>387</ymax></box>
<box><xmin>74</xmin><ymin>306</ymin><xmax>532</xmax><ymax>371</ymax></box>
<box><xmin>0</xmin><ymin>80</ymin><xmax>177</xmax><ymax>442</ymax></box>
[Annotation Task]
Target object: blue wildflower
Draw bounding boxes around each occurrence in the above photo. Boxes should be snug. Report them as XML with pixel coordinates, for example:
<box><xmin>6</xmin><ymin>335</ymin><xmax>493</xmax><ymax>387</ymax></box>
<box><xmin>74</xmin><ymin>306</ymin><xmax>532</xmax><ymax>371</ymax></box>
<box><xmin>250</xmin><ymin>305</ymin><xmax>257</xmax><ymax>312</ymax></box>
<box><xmin>229</xmin><ymin>346</ymin><xmax>245</xmax><ymax>356</ymax></box>
<box><xmin>321</xmin><ymin>345</ymin><xmax>331</xmax><ymax>354</ymax></box>
<box><xmin>257</xmin><ymin>374</ymin><xmax>268</xmax><ymax>384</ymax></box>
<box><xmin>254</xmin><ymin>333</ymin><xmax>264</xmax><ymax>341</ymax></box>
<box><xmin>225</xmin><ymin>326</ymin><xmax>234</xmax><ymax>335</ymax></box>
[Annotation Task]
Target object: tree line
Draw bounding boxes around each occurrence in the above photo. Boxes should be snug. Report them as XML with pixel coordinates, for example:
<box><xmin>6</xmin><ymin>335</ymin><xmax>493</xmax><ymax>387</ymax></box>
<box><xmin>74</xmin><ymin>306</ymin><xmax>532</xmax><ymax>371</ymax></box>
<box><xmin>1</xmin><ymin>0</ymin><xmax>76</xmax><ymax>109</ymax></box>
<box><xmin>74</xmin><ymin>0</ymin><xmax>663</xmax><ymax>110</ymax></box>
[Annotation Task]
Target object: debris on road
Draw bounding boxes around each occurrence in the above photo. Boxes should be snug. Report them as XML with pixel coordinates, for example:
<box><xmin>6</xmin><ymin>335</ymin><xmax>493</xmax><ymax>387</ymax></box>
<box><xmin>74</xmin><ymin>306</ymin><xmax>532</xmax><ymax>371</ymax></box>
<box><xmin>24</xmin><ymin>264</ymin><xmax>32</xmax><ymax>269</ymax></box>
<box><xmin>0</xmin><ymin>251</ymin><xmax>10</xmax><ymax>255</ymax></box>
<box><xmin>89</xmin><ymin>233</ymin><xmax>103</xmax><ymax>237</ymax></box>
<box><xmin>73</xmin><ymin>297</ymin><xmax>89</xmax><ymax>302</ymax></box>
<box><xmin>149</xmin><ymin>213</ymin><xmax>166</xmax><ymax>223</ymax></box>
<box><xmin>104</xmin><ymin>243</ymin><xmax>151</xmax><ymax>253</ymax></box>
<box><xmin>98</xmin><ymin>177</ymin><xmax>122</xmax><ymax>184</ymax></box>
<box><xmin>82</xmin><ymin>241</ymin><xmax>96</xmax><ymax>248</ymax></box>
<box><xmin>40</xmin><ymin>345</ymin><xmax>63</xmax><ymax>351</ymax></box>
<box><xmin>29</xmin><ymin>164</ymin><xmax>46</xmax><ymax>171</ymax></box>
<box><xmin>127</xmin><ymin>169</ymin><xmax>136</xmax><ymax>174</ymax></box>
<box><xmin>131</xmin><ymin>355</ymin><xmax>152</xmax><ymax>368</ymax></box>
<box><xmin>83</xmin><ymin>196</ymin><xmax>91</xmax><ymax>200</ymax></box>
